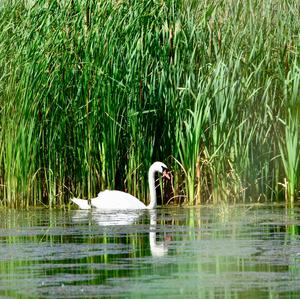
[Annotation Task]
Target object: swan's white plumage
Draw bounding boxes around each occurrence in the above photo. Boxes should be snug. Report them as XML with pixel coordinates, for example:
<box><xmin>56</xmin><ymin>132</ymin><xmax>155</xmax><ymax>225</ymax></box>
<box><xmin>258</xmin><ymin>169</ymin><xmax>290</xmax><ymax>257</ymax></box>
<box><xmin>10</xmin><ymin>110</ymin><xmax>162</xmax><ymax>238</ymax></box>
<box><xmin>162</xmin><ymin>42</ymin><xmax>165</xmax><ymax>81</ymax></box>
<box><xmin>91</xmin><ymin>190</ymin><xmax>146</xmax><ymax>210</ymax></box>
<box><xmin>71</xmin><ymin>161</ymin><xmax>169</xmax><ymax>210</ymax></box>
<box><xmin>71</xmin><ymin>198</ymin><xmax>91</xmax><ymax>210</ymax></box>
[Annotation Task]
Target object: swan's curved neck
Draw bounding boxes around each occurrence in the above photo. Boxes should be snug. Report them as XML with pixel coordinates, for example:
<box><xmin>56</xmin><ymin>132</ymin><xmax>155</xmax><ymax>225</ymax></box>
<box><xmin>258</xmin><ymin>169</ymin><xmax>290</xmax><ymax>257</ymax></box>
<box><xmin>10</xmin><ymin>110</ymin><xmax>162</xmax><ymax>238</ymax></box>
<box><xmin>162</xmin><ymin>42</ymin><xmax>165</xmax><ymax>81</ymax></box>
<box><xmin>147</xmin><ymin>166</ymin><xmax>157</xmax><ymax>209</ymax></box>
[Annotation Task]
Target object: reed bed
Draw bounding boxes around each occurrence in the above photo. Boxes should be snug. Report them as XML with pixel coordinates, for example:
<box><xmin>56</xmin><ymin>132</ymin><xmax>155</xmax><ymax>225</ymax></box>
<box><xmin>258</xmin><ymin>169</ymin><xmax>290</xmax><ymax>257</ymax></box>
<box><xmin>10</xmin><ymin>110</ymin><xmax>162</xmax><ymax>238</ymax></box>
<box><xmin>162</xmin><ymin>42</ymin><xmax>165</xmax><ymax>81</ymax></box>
<box><xmin>0</xmin><ymin>0</ymin><xmax>299</xmax><ymax>207</ymax></box>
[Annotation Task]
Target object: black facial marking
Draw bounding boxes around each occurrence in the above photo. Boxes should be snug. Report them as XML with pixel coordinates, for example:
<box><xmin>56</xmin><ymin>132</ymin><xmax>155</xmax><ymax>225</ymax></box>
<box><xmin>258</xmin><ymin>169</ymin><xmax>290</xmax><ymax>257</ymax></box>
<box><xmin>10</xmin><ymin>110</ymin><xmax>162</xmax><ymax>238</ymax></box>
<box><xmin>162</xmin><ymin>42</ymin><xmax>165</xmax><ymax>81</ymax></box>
<box><xmin>162</xmin><ymin>166</ymin><xmax>168</xmax><ymax>172</ymax></box>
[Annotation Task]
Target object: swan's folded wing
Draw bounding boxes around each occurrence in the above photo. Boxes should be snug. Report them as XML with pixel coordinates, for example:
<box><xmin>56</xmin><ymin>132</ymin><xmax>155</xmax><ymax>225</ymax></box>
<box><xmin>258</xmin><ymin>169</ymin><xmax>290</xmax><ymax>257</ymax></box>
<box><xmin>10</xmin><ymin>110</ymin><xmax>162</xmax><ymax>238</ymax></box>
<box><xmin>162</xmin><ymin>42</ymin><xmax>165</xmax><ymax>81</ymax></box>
<box><xmin>93</xmin><ymin>190</ymin><xmax>147</xmax><ymax>210</ymax></box>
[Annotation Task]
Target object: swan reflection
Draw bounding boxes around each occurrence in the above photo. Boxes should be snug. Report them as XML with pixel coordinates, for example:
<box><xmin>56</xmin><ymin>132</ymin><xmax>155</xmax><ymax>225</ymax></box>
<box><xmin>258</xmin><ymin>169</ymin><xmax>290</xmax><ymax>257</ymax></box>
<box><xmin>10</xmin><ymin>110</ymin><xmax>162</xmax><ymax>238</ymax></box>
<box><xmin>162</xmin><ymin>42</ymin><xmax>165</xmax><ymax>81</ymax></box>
<box><xmin>72</xmin><ymin>209</ymin><xmax>143</xmax><ymax>226</ymax></box>
<box><xmin>149</xmin><ymin>210</ymin><xmax>169</xmax><ymax>257</ymax></box>
<box><xmin>71</xmin><ymin>209</ymin><xmax>169</xmax><ymax>256</ymax></box>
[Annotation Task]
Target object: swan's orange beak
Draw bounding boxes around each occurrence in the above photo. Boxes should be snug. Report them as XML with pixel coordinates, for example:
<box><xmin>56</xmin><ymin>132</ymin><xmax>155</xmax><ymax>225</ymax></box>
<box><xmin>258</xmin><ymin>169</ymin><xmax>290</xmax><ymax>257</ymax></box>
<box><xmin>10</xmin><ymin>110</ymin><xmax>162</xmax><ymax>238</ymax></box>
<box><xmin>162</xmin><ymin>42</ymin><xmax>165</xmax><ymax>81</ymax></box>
<box><xmin>162</xmin><ymin>169</ymin><xmax>171</xmax><ymax>180</ymax></box>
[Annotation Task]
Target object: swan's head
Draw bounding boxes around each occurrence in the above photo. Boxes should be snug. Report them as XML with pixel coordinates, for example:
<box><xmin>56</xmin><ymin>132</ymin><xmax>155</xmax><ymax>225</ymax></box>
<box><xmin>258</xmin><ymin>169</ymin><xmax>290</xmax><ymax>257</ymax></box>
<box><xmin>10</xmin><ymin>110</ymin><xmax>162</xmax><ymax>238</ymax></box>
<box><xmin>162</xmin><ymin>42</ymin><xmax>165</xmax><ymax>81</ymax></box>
<box><xmin>150</xmin><ymin>161</ymin><xmax>171</xmax><ymax>180</ymax></box>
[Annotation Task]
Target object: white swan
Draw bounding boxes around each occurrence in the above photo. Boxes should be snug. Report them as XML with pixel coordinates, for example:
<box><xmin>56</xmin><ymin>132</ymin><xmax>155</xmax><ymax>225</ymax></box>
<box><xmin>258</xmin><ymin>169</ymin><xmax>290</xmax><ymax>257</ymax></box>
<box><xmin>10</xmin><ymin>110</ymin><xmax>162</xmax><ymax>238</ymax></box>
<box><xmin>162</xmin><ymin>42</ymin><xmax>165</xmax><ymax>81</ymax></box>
<box><xmin>71</xmin><ymin>161</ymin><xmax>170</xmax><ymax>210</ymax></box>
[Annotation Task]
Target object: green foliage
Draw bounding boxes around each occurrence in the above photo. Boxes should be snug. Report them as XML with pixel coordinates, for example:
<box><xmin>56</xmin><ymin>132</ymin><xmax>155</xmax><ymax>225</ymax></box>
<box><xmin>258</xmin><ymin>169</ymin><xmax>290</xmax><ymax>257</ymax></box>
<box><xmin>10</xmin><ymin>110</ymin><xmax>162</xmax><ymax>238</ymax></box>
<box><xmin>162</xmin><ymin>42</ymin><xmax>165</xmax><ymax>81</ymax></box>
<box><xmin>0</xmin><ymin>0</ymin><xmax>300</xmax><ymax>206</ymax></box>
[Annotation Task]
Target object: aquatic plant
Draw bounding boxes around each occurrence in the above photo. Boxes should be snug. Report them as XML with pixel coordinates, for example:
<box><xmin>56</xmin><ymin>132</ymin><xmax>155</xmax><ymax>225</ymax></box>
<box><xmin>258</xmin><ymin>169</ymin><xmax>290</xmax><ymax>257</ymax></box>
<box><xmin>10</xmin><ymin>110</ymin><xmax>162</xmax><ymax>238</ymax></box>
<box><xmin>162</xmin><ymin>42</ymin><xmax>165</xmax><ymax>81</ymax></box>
<box><xmin>0</xmin><ymin>0</ymin><xmax>300</xmax><ymax>207</ymax></box>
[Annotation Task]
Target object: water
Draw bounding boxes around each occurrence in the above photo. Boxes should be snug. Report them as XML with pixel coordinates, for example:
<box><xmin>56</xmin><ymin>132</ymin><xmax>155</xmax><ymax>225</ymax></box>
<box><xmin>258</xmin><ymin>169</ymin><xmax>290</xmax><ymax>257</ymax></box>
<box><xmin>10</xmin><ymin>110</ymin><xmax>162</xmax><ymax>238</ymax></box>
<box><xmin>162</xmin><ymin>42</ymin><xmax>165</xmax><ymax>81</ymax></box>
<box><xmin>0</xmin><ymin>205</ymin><xmax>300</xmax><ymax>298</ymax></box>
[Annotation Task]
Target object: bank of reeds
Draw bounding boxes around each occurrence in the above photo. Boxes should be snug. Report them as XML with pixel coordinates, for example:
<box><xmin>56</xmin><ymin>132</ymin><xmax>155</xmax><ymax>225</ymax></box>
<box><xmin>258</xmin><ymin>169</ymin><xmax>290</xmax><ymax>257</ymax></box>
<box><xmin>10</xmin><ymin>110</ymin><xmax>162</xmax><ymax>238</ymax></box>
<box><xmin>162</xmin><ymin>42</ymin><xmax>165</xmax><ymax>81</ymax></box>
<box><xmin>0</xmin><ymin>0</ymin><xmax>300</xmax><ymax>207</ymax></box>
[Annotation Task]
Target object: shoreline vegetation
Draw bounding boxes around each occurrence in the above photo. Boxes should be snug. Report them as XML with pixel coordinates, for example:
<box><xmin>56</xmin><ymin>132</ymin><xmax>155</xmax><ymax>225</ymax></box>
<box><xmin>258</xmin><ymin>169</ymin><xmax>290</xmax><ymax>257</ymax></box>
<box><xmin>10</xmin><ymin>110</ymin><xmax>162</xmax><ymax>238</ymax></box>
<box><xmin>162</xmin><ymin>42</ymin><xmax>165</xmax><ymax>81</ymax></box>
<box><xmin>0</xmin><ymin>0</ymin><xmax>300</xmax><ymax>208</ymax></box>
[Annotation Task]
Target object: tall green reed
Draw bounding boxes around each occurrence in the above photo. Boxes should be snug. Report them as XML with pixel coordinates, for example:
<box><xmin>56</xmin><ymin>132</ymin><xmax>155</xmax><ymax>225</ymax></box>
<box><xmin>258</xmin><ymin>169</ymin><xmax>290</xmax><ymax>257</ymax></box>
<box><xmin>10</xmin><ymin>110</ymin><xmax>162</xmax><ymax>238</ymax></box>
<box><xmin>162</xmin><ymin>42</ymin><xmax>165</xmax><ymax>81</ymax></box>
<box><xmin>279</xmin><ymin>63</ymin><xmax>300</xmax><ymax>203</ymax></box>
<box><xmin>0</xmin><ymin>0</ymin><xmax>300</xmax><ymax>207</ymax></box>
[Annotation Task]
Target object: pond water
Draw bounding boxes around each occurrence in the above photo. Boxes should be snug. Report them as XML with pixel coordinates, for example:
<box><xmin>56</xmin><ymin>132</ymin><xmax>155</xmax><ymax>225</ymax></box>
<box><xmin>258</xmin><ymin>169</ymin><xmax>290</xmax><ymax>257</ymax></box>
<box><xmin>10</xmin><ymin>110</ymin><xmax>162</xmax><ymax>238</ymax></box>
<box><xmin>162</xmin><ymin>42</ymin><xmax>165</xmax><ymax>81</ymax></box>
<box><xmin>0</xmin><ymin>204</ymin><xmax>300</xmax><ymax>298</ymax></box>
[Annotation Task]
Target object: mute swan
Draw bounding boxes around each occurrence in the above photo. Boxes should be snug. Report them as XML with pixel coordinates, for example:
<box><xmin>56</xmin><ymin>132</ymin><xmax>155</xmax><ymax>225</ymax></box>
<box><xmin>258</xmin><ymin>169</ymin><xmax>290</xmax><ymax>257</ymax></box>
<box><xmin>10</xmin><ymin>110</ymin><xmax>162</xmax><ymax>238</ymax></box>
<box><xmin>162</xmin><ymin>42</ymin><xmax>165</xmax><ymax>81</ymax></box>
<box><xmin>71</xmin><ymin>161</ymin><xmax>170</xmax><ymax>210</ymax></box>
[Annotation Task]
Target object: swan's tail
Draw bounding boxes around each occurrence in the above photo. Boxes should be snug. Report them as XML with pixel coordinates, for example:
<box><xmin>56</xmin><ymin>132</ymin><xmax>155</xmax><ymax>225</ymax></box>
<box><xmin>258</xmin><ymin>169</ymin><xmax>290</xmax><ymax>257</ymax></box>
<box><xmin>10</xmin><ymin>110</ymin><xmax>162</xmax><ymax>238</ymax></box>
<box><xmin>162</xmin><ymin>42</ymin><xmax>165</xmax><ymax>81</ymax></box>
<box><xmin>71</xmin><ymin>198</ymin><xmax>91</xmax><ymax>210</ymax></box>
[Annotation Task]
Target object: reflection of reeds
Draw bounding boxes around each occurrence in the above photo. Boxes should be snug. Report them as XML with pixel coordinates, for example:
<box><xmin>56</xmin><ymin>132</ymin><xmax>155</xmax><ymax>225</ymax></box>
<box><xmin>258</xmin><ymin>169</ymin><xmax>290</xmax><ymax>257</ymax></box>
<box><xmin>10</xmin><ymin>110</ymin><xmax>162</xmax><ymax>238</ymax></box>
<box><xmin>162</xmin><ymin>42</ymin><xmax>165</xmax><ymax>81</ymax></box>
<box><xmin>0</xmin><ymin>0</ymin><xmax>300</xmax><ymax>206</ymax></box>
